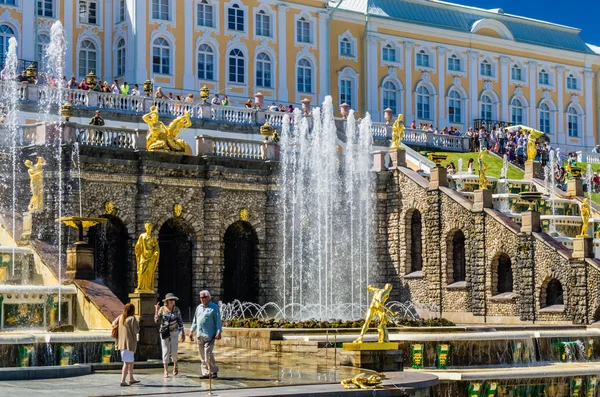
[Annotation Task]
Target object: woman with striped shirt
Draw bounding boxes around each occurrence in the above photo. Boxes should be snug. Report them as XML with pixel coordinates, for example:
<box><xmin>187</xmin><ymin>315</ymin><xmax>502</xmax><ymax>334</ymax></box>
<box><xmin>154</xmin><ymin>293</ymin><xmax>184</xmax><ymax>377</ymax></box>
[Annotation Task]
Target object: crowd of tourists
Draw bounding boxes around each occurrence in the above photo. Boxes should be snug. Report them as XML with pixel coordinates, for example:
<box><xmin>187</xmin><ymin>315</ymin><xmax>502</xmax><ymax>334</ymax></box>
<box><xmin>112</xmin><ymin>291</ymin><xmax>222</xmax><ymax>386</ymax></box>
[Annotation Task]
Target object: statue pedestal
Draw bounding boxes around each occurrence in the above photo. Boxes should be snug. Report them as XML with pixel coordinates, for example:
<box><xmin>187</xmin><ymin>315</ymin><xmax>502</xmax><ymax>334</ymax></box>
<box><xmin>524</xmin><ymin>160</ymin><xmax>543</xmax><ymax>181</ymax></box>
<box><xmin>65</xmin><ymin>245</ymin><xmax>95</xmax><ymax>280</ymax></box>
<box><xmin>520</xmin><ymin>211</ymin><xmax>541</xmax><ymax>233</ymax></box>
<box><xmin>22</xmin><ymin>211</ymin><xmax>33</xmax><ymax>240</ymax></box>
<box><xmin>566</xmin><ymin>178</ymin><xmax>583</xmax><ymax>198</ymax></box>
<box><xmin>472</xmin><ymin>189</ymin><xmax>492</xmax><ymax>212</ymax></box>
<box><xmin>128</xmin><ymin>292</ymin><xmax>160</xmax><ymax>360</ymax></box>
<box><xmin>389</xmin><ymin>148</ymin><xmax>406</xmax><ymax>168</ymax></box>
<box><xmin>341</xmin><ymin>342</ymin><xmax>403</xmax><ymax>372</ymax></box>
<box><xmin>429</xmin><ymin>166</ymin><xmax>448</xmax><ymax>189</ymax></box>
<box><xmin>372</xmin><ymin>151</ymin><xmax>387</xmax><ymax>172</ymax></box>
<box><xmin>573</xmin><ymin>236</ymin><xmax>593</xmax><ymax>259</ymax></box>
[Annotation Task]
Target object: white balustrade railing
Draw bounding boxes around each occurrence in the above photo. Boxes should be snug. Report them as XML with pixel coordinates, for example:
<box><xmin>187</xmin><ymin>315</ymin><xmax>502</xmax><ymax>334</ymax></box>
<box><xmin>75</xmin><ymin>125</ymin><xmax>137</xmax><ymax>150</ymax></box>
<box><xmin>213</xmin><ymin>138</ymin><xmax>264</xmax><ymax>160</ymax></box>
<box><xmin>403</xmin><ymin>128</ymin><xmax>428</xmax><ymax>144</ymax></box>
<box><xmin>211</xmin><ymin>105</ymin><xmax>256</xmax><ymax>124</ymax></box>
<box><xmin>97</xmin><ymin>92</ymin><xmax>144</xmax><ymax>113</ymax></box>
<box><xmin>371</xmin><ymin>122</ymin><xmax>389</xmax><ymax>139</ymax></box>
<box><xmin>578</xmin><ymin>152</ymin><xmax>600</xmax><ymax>164</ymax></box>
<box><xmin>264</xmin><ymin>111</ymin><xmax>286</xmax><ymax>128</ymax></box>
<box><xmin>431</xmin><ymin>133</ymin><xmax>469</xmax><ymax>151</ymax></box>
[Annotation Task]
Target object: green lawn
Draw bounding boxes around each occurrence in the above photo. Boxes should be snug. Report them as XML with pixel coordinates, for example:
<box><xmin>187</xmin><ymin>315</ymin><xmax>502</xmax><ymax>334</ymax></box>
<box><xmin>433</xmin><ymin>152</ymin><xmax>525</xmax><ymax>180</ymax></box>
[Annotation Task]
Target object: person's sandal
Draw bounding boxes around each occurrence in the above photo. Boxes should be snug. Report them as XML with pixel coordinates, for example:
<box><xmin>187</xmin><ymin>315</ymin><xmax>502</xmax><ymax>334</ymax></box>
<box><xmin>173</xmin><ymin>365</ymin><xmax>179</xmax><ymax>376</ymax></box>
<box><xmin>120</xmin><ymin>382</ymin><xmax>129</xmax><ymax>387</ymax></box>
<box><xmin>163</xmin><ymin>371</ymin><xmax>169</xmax><ymax>378</ymax></box>
<box><xmin>129</xmin><ymin>380</ymin><xmax>140</xmax><ymax>385</ymax></box>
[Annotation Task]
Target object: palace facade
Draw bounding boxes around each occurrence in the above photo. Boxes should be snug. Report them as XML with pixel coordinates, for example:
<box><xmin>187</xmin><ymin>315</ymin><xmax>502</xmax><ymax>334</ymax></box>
<box><xmin>2</xmin><ymin>0</ymin><xmax>600</xmax><ymax>150</ymax></box>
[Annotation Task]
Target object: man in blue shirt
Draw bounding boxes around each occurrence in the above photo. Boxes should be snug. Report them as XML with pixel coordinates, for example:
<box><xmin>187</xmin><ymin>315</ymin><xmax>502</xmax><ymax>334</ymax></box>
<box><xmin>189</xmin><ymin>290</ymin><xmax>222</xmax><ymax>378</ymax></box>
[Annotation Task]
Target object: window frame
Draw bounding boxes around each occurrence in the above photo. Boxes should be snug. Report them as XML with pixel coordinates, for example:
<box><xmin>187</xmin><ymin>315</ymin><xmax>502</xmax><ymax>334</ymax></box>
<box><xmin>566</xmin><ymin>74</ymin><xmax>578</xmax><ymax>91</ymax></box>
<box><xmin>382</xmin><ymin>80</ymin><xmax>398</xmax><ymax>114</ymax></box>
<box><xmin>511</xmin><ymin>65</ymin><xmax>522</xmax><ymax>81</ymax></box>
<box><xmin>255</xmin><ymin>9</ymin><xmax>271</xmax><ymax>37</ymax></box>
<box><xmin>539</xmin><ymin>103</ymin><xmax>551</xmax><ymax>134</ymax></box>
<box><xmin>227</xmin><ymin>48</ymin><xmax>245</xmax><ymax>84</ymax></box>
<box><xmin>416</xmin><ymin>50</ymin><xmax>430</xmax><ymax>68</ymax></box>
<box><xmin>227</xmin><ymin>4</ymin><xmax>245</xmax><ymax>32</ymax></box>
<box><xmin>255</xmin><ymin>52</ymin><xmax>272</xmax><ymax>88</ymax></box>
<box><xmin>480</xmin><ymin>60</ymin><xmax>492</xmax><ymax>77</ymax></box>
<box><xmin>0</xmin><ymin>25</ymin><xmax>14</xmax><ymax>59</ymax></box>
<box><xmin>297</xmin><ymin>58</ymin><xmax>313</xmax><ymax>94</ymax></box>
<box><xmin>78</xmin><ymin>39</ymin><xmax>98</xmax><ymax>79</ymax></box>
<box><xmin>510</xmin><ymin>98</ymin><xmax>523</xmax><ymax>125</ymax></box>
<box><xmin>36</xmin><ymin>33</ymin><xmax>50</xmax><ymax>63</ymax></box>
<box><xmin>416</xmin><ymin>85</ymin><xmax>431</xmax><ymax>120</ymax></box>
<box><xmin>151</xmin><ymin>0</ymin><xmax>170</xmax><ymax>21</ymax></box>
<box><xmin>197</xmin><ymin>43</ymin><xmax>215</xmax><ymax>80</ymax></box>
<box><xmin>37</xmin><ymin>0</ymin><xmax>54</xmax><ymax>17</ymax></box>
<box><xmin>480</xmin><ymin>94</ymin><xmax>493</xmax><ymax>120</ymax></box>
<box><xmin>115</xmin><ymin>38</ymin><xmax>126</xmax><ymax>77</ymax></box>
<box><xmin>116</xmin><ymin>0</ymin><xmax>125</xmax><ymax>22</ymax></box>
<box><xmin>447</xmin><ymin>89</ymin><xmax>461</xmax><ymax>123</ymax></box>
<box><xmin>196</xmin><ymin>0</ymin><xmax>214</xmax><ymax>28</ymax></box>
<box><xmin>538</xmin><ymin>69</ymin><xmax>549</xmax><ymax>86</ymax></box>
<box><xmin>79</xmin><ymin>0</ymin><xmax>99</xmax><ymax>25</ymax></box>
<box><xmin>339</xmin><ymin>78</ymin><xmax>353</xmax><ymax>108</ymax></box>
<box><xmin>152</xmin><ymin>37</ymin><xmax>172</xmax><ymax>75</ymax></box>
<box><xmin>296</xmin><ymin>17</ymin><xmax>311</xmax><ymax>44</ymax></box>
<box><xmin>382</xmin><ymin>44</ymin><xmax>396</xmax><ymax>63</ymax></box>
<box><xmin>567</xmin><ymin>106</ymin><xmax>579</xmax><ymax>137</ymax></box>
<box><xmin>448</xmin><ymin>55</ymin><xmax>461</xmax><ymax>72</ymax></box>
<box><xmin>0</xmin><ymin>0</ymin><xmax>17</xmax><ymax>6</ymax></box>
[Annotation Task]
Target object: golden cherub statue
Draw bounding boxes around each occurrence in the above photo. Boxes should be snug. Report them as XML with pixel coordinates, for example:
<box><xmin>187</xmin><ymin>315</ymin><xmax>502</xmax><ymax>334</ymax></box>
<box><xmin>134</xmin><ymin>222</ymin><xmax>160</xmax><ymax>293</ymax></box>
<box><xmin>354</xmin><ymin>284</ymin><xmax>396</xmax><ymax>344</ymax></box>
<box><xmin>390</xmin><ymin>114</ymin><xmax>405</xmax><ymax>150</ymax></box>
<box><xmin>525</xmin><ymin>129</ymin><xmax>544</xmax><ymax>162</ymax></box>
<box><xmin>478</xmin><ymin>149</ymin><xmax>488</xmax><ymax>190</ymax></box>
<box><xmin>143</xmin><ymin>106</ymin><xmax>193</xmax><ymax>155</ymax></box>
<box><xmin>24</xmin><ymin>157</ymin><xmax>45</xmax><ymax>212</ymax></box>
<box><xmin>579</xmin><ymin>198</ymin><xmax>590</xmax><ymax>237</ymax></box>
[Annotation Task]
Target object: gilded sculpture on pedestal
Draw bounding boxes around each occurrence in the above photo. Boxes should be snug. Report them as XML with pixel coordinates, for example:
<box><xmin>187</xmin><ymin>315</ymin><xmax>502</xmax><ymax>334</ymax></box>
<box><xmin>579</xmin><ymin>198</ymin><xmax>591</xmax><ymax>237</ymax></box>
<box><xmin>143</xmin><ymin>106</ymin><xmax>193</xmax><ymax>155</ymax></box>
<box><xmin>341</xmin><ymin>373</ymin><xmax>383</xmax><ymax>389</ymax></box>
<box><xmin>135</xmin><ymin>222</ymin><xmax>160</xmax><ymax>293</ymax></box>
<box><xmin>24</xmin><ymin>157</ymin><xmax>45</xmax><ymax>212</ymax></box>
<box><xmin>390</xmin><ymin>114</ymin><xmax>405</xmax><ymax>150</ymax></box>
<box><xmin>478</xmin><ymin>149</ymin><xmax>488</xmax><ymax>190</ymax></box>
<box><xmin>354</xmin><ymin>284</ymin><xmax>396</xmax><ymax>344</ymax></box>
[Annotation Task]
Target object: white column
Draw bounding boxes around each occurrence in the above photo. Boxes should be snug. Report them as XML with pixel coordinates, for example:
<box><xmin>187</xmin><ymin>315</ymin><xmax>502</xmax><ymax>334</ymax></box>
<box><xmin>104</xmin><ymin>0</ymin><xmax>113</xmax><ymax>81</ymax></box>
<box><xmin>528</xmin><ymin>61</ymin><xmax>537</xmax><ymax>127</ymax></box>
<box><xmin>277</xmin><ymin>4</ymin><xmax>289</xmax><ymax>102</ymax></box>
<box><xmin>63</xmin><ymin>0</ymin><xmax>74</xmax><ymax>77</ymax></box>
<box><xmin>437</xmin><ymin>46</ymin><xmax>447</xmax><ymax>127</ymax></box>
<box><xmin>556</xmin><ymin>66</ymin><xmax>565</xmax><ymax>145</ymax></box>
<box><xmin>500</xmin><ymin>56</ymin><xmax>510</xmax><ymax>123</ymax></box>
<box><xmin>22</xmin><ymin>1</ymin><xmax>35</xmax><ymax>59</ymax></box>
<box><xmin>468</xmin><ymin>50</ymin><xmax>479</xmax><ymax>124</ymax></box>
<box><xmin>125</xmin><ymin>0</ymin><xmax>135</xmax><ymax>84</ymax></box>
<box><xmin>182</xmin><ymin>0</ymin><xmax>195</xmax><ymax>89</ymax></box>
<box><xmin>584</xmin><ymin>70</ymin><xmax>595</xmax><ymax>148</ymax></box>
<box><xmin>404</xmin><ymin>41</ymin><xmax>414</xmax><ymax>123</ymax></box>
<box><xmin>134</xmin><ymin>0</ymin><xmax>148</xmax><ymax>85</ymax></box>
<box><xmin>317</xmin><ymin>11</ymin><xmax>329</xmax><ymax>105</ymax></box>
<box><xmin>366</xmin><ymin>33</ymin><xmax>379</xmax><ymax>120</ymax></box>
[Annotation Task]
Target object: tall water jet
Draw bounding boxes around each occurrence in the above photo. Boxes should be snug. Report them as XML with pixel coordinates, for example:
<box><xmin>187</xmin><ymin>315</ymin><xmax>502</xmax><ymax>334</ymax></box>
<box><xmin>548</xmin><ymin>150</ymin><xmax>558</xmax><ymax>236</ymax></box>
<box><xmin>278</xmin><ymin>96</ymin><xmax>373</xmax><ymax>320</ymax></box>
<box><xmin>587</xmin><ymin>163</ymin><xmax>593</xmax><ymax>198</ymax></box>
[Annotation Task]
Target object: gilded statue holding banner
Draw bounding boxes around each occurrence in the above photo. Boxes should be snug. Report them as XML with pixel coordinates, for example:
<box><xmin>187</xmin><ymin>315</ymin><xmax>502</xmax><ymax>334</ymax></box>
<box><xmin>354</xmin><ymin>284</ymin><xmax>396</xmax><ymax>344</ymax></box>
<box><xmin>25</xmin><ymin>157</ymin><xmax>45</xmax><ymax>212</ymax></box>
<box><xmin>143</xmin><ymin>106</ymin><xmax>193</xmax><ymax>155</ymax></box>
<box><xmin>390</xmin><ymin>114</ymin><xmax>405</xmax><ymax>150</ymax></box>
<box><xmin>579</xmin><ymin>198</ymin><xmax>591</xmax><ymax>237</ymax></box>
<box><xmin>478</xmin><ymin>149</ymin><xmax>488</xmax><ymax>190</ymax></box>
<box><xmin>135</xmin><ymin>222</ymin><xmax>160</xmax><ymax>293</ymax></box>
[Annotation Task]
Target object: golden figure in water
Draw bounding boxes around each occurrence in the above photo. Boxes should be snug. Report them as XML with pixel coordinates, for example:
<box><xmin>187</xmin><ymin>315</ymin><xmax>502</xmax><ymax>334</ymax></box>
<box><xmin>478</xmin><ymin>149</ymin><xmax>488</xmax><ymax>190</ymax></box>
<box><xmin>341</xmin><ymin>373</ymin><xmax>383</xmax><ymax>389</ymax></box>
<box><xmin>579</xmin><ymin>198</ymin><xmax>591</xmax><ymax>237</ymax></box>
<box><xmin>143</xmin><ymin>106</ymin><xmax>192</xmax><ymax>155</ymax></box>
<box><xmin>24</xmin><ymin>157</ymin><xmax>45</xmax><ymax>212</ymax></box>
<box><xmin>354</xmin><ymin>284</ymin><xmax>396</xmax><ymax>344</ymax></box>
<box><xmin>391</xmin><ymin>114</ymin><xmax>405</xmax><ymax>150</ymax></box>
<box><xmin>135</xmin><ymin>222</ymin><xmax>160</xmax><ymax>293</ymax></box>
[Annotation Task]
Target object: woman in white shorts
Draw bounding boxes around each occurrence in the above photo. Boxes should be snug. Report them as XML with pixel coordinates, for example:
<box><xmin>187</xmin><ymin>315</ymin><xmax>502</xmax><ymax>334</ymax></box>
<box><xmin>113</xmin><ymin>303</ymin><xmax>140</xmax><ymax>386</ymax></box>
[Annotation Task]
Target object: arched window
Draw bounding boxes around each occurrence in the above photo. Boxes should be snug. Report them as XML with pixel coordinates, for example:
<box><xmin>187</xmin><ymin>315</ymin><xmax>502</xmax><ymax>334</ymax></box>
<box><xmin>416</xmin><ymin>50</ymin><xmax>429</xmax><ymax>67</ymax></box>
<box><xmin>448</xmin><ymin>90</ymin><xmax>461</xmax><ymax>123</ymax></box>
<box><xmin>256</xmin><ymin>52</ymin><xmax>272</xmax><ymax>88</ymax></box>
<box><xmin>297</xmin><ymin>59</ymin><xmax>312</xmax><ymax>93</ymax></box>
<box><xmin>566</xmin><ymin>74</ymin><xmax>577</xmax><ymax>90</ymax></box>
<box><xmin>538</xmin><ymin>69</ymin><xmax>549</xmax><ymax>85</ymax></box>
<box><xmin>228</xmin><ymin>48</ymin><xmax>244</xmax><ymax>83</ymax></box>
<box><xmin>116</xmin><ymin>38</ymin><xmax>126</xmax><ymax>76</ymax></box>
<box><xmin>197</xmin><ymin>44</ymin><xmax>214</xmax><ymax>80</ymax></box>
<box><xmin>152</xmin><ymin>37</ymin><xmax>171</xmax><ymax>74</ymax></box>
<box><xmin>410</xmin><ymin>210</ymin><xmax>423</xmax><ymax>273</ymax></box>
<box><xmin>480</xmin><ymin>60</ymin><xmax>492</xmax><ymax>76</ymax></box>
<box><xmin>450</xmin><ymin>230</ymin><xmax>466</xmax><ymax>283</ymax></box>
<box><xmin>382</xmin><ymin>44</ymin><xmax>395</xmax><ymax>62</ymax></box>
<box><xmin>448</xmin><ymin>54</ymin><xmax>460</xmax><ymax>72</ymax></box>
<box><xmin>511</xmin><ymin>65</ymin><xmax>522</xmax><ymax>81</ymax></box>
<box><xmin>382</xmin><ymin>81</ymin><xmax>397</xmax><ymax>114</ymax></box>
<box><xmin>480</xmin><ymin>94</ymin><xmax>492</xmax><ymax>120</ymax></box>
<box><xmin>78</xmin><ymin>39</ymin><xmax>97</xmax><ymax>78</ymax></box>
<box><xmin>539</xmin><ymin>103</ymin><xmax>550</xmax><ymax>133</ymax></box>
<box><xmin>0</xmin><ymin>25</ymin><xmax>14</xmax><ymax>56</ymax></box>
<box><xmin>567</xmin><ymin>106</ymin><xmax>579</xmax><ymax>137</ymax></box>
<box><xmin>416</xmin><ymin>86</ymin><xmax>431</xmax><ymax>119</ymax></box>
<box><xmin>545</xmin><ymin>279</ymin><xmax>564</xmax><ymax>307</ymax></box>
<box><xmin>37</xmin><ymin>33</ymin><xmax>50</xmax><ymax>63</ymax></box>
<box><xmin>511</xmin><ymin>98</ymin><xmax>523</xmax><ymax>125</ymax></box>
<box><xmin>340</xmin><ymin>37</ymin><xmax>352</xmax><ymax>56</ymax></box>
<box><xmin>496</xmin><ymin>254</ymin><xmax>513</xmax><ymax>294</ymax></box>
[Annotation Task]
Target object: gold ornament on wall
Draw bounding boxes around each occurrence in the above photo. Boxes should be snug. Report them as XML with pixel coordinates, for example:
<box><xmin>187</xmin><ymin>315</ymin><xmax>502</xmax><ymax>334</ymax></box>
<box><xmin>104</xmin><ymin>201</ymin><xmax>115</xmax><ymax>215</ymax></box>
<box><xmin>239</xmin><ymin>208</ymin><xmax>249</xmax><ymax>222</ymax></box>
<box><xmin>174</xmin><ymin>203</ymin><xmax>183</xmax><ymax>217</ymax></box>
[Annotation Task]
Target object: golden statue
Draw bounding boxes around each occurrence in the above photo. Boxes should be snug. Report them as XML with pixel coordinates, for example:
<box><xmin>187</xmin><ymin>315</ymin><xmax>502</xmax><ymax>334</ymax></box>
<box><xmin>390</xmin><ymin>114</ymin><xmax>405</xmax><ymax>150</ymax></box>
<box><xmin>24</xmin><ymin>157</ymin><xmax>45</xmax><ymax>212</ymax></box>
<box><xmin>135</xmin><ymin>222</ymin><xmax>160</xmax><ymax>293</ymax></box>
<box><xmin>341</xmin><ymin>373</ymin><xmax>383</xmax><ymax>389</ymax></box>
<box><xmin>478</xmin><ymin>149</ymin><xmax>488</xmax><ymax>190</ymax></box>
<box><xmin>579</xmin><ymin>198</ymin><xmax>591</xmax><ymax>237</ymax></box>
<box><xmin>354</xmin><ymin>284</ymin><xmax>396</xmax><ymax>343</ymax></box>
<box><xmin>143</xmin><ymin>106</ymin><xmax>193</xmax><ymax>155</ymax></box>
<box><xmin>521</xmin><ymin>128</ymin><xmax>544</xmax><ymax>162</ymax></box>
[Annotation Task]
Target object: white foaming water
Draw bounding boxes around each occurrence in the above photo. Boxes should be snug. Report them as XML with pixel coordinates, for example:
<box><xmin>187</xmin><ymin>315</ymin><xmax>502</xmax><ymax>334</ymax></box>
<box><xmin>548</xmin><ymin>150</ymin><xmax>557</xmax><ymax>235</ymax></box>
<box><xmin>587</xmin><ymin>163</ymin><xmax>593</xmax><ymax>198</ymax></box>
<box><xmin>278</xmin><ymin>96</ymin><xmax>373</xmax><ymax>320</ymax></box>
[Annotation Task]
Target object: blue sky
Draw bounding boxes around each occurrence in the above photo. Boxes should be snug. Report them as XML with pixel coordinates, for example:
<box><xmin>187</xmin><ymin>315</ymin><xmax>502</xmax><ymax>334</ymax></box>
<box><xmin>452</xmin><ymin>0</ymin><xmax>600</xmax><ymax>45</ymax></box>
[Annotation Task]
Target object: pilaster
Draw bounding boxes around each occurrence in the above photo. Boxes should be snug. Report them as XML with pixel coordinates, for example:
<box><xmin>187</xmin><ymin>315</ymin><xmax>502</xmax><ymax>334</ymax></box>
<box><xmin>202</xmin><ymin>186</ymin><xmax>223</xmax><ymax>300</ymax></box>
<box><xmin>262</xmin><ymin>189</ymin><xmax>279</xmax><ymax>303</ymax></box>
<box><xmin>63</xmin><ymin>0</ymin><xmax>74</xmax><ymax>77</ymax></box>
<box><xmin>500</xmin><ymin>56</ymin><xmax>510</xmax><ymax>122</ymax></box>
<box><xmin>528</xmin><ymin>61</ymin><xmax>537</xmax><ymax>127</ymax></box>
<box><xmin>404</xmin><ymin>42</ymin><xmax>414</xmax><ymax>123</ymax></box>
<box><xmin>584</xmin><ymin>70</ymin><xmax>594</xmax><ymax>149</ymax></box>
<box><xmin>556</xmin><ymin>66</ymin><xmax>565</xmax><ymax>144</ymax></box>
<box><xmin>469</xmin><ymin>212</ymin><xmax>486</xmax><ymax>316</ymax></box>
<box><xmin>182</xmin><ymin>0</ymin><xmax>196</xmax><ymax>89</ymax></box>
<box><xmin>22</xmin><ymin>0</ymin><xmax>35</xmax><ymax>60</ymax></box>
<box><xmin>569</xmin><ymin>259</ymin><xmax>589</xmax><ymax>324</ymax></box>
<box><xmin>468</xmin><ymin>51</ymin><xmax>479</xmax><ymax>123</ymax></box>
<box><xmin>366</xmin><ymin>33</ymin><xmax>380</xmax><ymax>120</ymax></box>
<box><xmin>317</xmin><ymin>11</ymin><xmax>330</xmax><ymax>105</ymax></box>
<box><xmin>277</xmin><ymin>4</ymin><xmax>290</xmax><ymax>101</ymax></box>
<box><xmin>437</xmin><ymin>47</ymin><xmax>447</xmax><ymax>127</ymax></box>
<box><xmin>134</xmin><ymin>0</ymin><xmax>148</xmax><ymax>85</ymax></box>
<box><xmin>516</xmin><ymin>234</ymin><xmax>535</xmax><ymax>322</ymax></box>
<box><xmin>424</xmin><ymin>189</ymin><xmax>443</xmax><ymax>315</ymax></box>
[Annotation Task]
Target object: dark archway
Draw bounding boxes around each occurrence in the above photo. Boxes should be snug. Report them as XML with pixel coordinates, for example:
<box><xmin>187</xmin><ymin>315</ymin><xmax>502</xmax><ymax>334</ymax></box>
<box><xmin>223</xmin><ymin>221</ymin><xmax>258</xmax><ymax>303</ymax></box>
<box><xmin>545</xmin><ymin>279</ymin><xmax>564</xmax><ymax>307</ymax></box>
<box><xmin>410</xmin><ymin>210</ymin><xmax>423</xmax><ymax>272</ymax></box>
<box><xmin>88</xmin><ymin>215</ymin><xmax>130</xmax><ymax>303</ymax></box>
<box><xmin>158</xmin><ymin>218</ymin><xmax>194</xmax><ymax>321</ymax></box>
<box><xmin>451</xmin><ymin>230</ymin><xmax>466</xmax><ymax>283</ymax></box>
<box><xmin>496</xmin><ymin>254</ymin><xmax>513</xmax><ymax>294</ymax></box>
